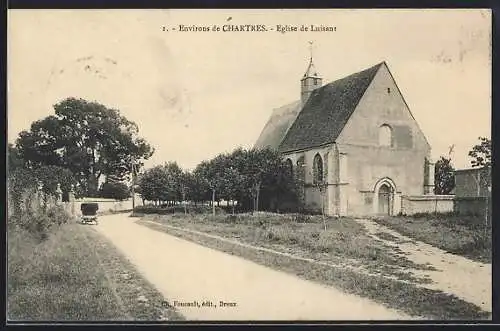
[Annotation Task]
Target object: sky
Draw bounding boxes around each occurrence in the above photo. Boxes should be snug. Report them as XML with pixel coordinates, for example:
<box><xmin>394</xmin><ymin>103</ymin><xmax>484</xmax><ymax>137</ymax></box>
<box><xmin>8</xmin><ymin>9</ymin><xmax>491</xmax><ymax>171</ymax></box>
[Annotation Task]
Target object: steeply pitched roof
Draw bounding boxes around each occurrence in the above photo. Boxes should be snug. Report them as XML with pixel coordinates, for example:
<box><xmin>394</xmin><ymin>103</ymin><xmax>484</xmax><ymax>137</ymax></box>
<box><xmin>254</xmin><ymin>100</ymin><xmax>302</xmax><ymax>150</ymax></box>
<box><xmin>279</xmin><ymin>62</ymin><xmax>384</xmax><ymax>153</ymax></box>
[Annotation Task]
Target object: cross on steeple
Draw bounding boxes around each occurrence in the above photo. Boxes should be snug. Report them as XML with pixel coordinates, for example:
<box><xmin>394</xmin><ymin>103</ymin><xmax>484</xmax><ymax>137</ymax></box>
<box><xmin>308</xmin><ymin>41</ymin><xmax>314</xmax><ymax>61</ymax></box>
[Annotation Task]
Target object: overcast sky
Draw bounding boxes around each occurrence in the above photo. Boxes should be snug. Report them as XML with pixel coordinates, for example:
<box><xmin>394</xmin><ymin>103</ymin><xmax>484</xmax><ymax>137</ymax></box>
<box><xmin>8</xmin><ymin>9</ymin><xmax>491</xmax><ymax>170</ymax></box>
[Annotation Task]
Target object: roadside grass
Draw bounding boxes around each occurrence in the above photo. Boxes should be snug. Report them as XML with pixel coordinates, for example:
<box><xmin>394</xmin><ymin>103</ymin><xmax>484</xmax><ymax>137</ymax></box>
<box><xmin>137</xmin><ymin>220</ymin><xmax>489</xmax><ymax>320</ymax></box>
<box><xmin>8</xmin><ymin>219</ymin><xmax>184</xmax><ymax>321</ymax></box>
<box><xmin>372</xmin><ymin>214</ymin><xmax>491</xmax><ymax>264</ymax></box>
<box><xmin>138</xmin><ymin>213</ymin><xmax>435</xmax><ymax>281</ymax></box>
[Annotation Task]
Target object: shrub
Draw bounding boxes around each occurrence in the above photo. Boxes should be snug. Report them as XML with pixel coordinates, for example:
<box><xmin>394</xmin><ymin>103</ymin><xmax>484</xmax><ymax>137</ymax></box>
<box><xmin>133</xmin><ymin>204</ymin><xmax>226</xmax><ymax>216</ymax></box>
<box><xmin>9</xmin><ymin>205</ymin><xmax>70</xmax><ymax>242</ymax></box>
<box><xmin>98</xmin><ymin>181</ymin><xmax>130</xmax><ymax>201</ymax></box>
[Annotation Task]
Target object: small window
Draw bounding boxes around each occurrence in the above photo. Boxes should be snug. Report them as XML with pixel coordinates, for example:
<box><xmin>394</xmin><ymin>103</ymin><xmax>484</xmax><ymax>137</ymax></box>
<box><xmin>387</xmin><ymin>87</ymin><xmax>391</xmax><ymax>93</ymax></box>
<box><xmin>379</xmin><ymin>124</ymin><xmax>393</xmax><ymax>147</ymax></box>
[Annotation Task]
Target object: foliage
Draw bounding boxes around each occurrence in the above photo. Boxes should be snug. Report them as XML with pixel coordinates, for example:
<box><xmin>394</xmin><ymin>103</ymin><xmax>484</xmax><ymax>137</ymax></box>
<box><xmin>136</xmin><ymin>162</ymin><xmax>184</xmax><ymax>204</ymax></box>
<box><xmin>98</xmin><ymin>180</ymin><xmax>130</xmax><ymax>201</ymax></box>
<box><xmin>434</xmin><ymin>156</ymin><xmax>455</xmax><ymax>195</ymax></box>
<box><xmin>8</xmin><ymin>143</ymin><xmax>24</xmax><ymax>173</ymax></box>
<box><xmin>15</xmin><ymin>97</ymin><xmax>154</xmax><ymax>197</ymax></box>
<box><xmin>8</xmin><ymin>165</ymin><xmax>76</xmax><ymax>216</ymax></box>
<box><xmin>9</xmin><ymin>203</ymin><xmax>70</xmax><ymax>242</ymax></box>
<box><xmin>468</xmin><ymin>137</ymin><xmax>491</xmax><ymax>168</ymax></box>
<box><xmin>136</xmin><ymin>147</ymin><xmax>298</xmax><ymax>214</ymax></box>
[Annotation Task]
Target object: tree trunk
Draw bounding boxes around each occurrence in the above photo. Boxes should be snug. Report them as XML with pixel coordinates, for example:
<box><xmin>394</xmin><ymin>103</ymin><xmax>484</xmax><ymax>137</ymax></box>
<box><xmin>88</xmin><ymin>173</ymin><xmax>99</xmax><ymax>197</ymax></box>
<box><xmin>255</xmin><ymin>182</ymin><xmax>261</xmax><ymax>213</ymax></box>
<box><xmin>232</xmin><ymin>200</ymin><xmax>235</xmax><ymax>215</ymax></box>
<box><xmin>212</xmin><ymin>189</ymin><xmax>216</xmax><ymax>216</ymax></box>
<box><xmin>182</xmin><ymin>190</ymin><xmax>187</xmax><ymax>215</ymax></box>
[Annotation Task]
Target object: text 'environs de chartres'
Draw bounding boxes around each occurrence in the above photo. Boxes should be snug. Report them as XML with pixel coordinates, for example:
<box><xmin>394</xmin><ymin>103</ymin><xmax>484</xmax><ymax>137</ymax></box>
<box><xmin>176</xmin><ymin>24</ymin><xmax>337</xmax><ymax>33</ymax></box>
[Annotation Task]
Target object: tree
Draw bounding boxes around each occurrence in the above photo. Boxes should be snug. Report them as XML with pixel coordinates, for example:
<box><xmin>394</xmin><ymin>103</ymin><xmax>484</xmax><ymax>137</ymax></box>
<box><xmin>163</xmin><ymin>162</ymin><xmax>183</xmax><ymax>204</ymax></box>
<box><xmin>239</xmin><ymin>148</ymin><xmax>284</xmax><ymax>213</ymax></box>
<box><xmin>179</xmin><ymin>170</ymin><xmax>195</xmax><ymax>214</ymax></box>
<box><xmin>16</xmin><ymin>97</ymin><xmax>154</xmax><ymax>197</ymax></box>
<box><xmin>136</xmin><ymin>166</ymin><xmax>167</xmax><ymax>205</ymax></box>
<box><xmin>194</xmin><ymin>157</ymin><xmax>226</xmax><ymax>215</ymax></box>
<box><xmin>187</xmin><ymin>169</ymin><xmax>210</xmax><ymax>205</ymax></box>
<box><xmin>99</xmin><ymin>180</ymin><xmax>130</xmax><ymax>201</ymax></box>
<box><xmin>8</xmin><ymin>143</ymin><xmax>24</xmax><ymax>173</ymax></box>
<box><xmin>220</xmin><ymin>166</ymin><xmax>244</xmax><ymax>215</ymax></box>
<box><xmin>468</xmin><ymin>137</ymin><xmax>491</xmax><ymax>168</ymax></box>
<box><xmin>434</xmin><ymin>156</ymin><xmax>455</xmax><ymax>195</ymax></box>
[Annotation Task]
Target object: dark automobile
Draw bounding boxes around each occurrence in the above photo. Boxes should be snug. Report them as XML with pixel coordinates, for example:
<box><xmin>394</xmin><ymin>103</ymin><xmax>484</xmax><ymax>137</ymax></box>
<box><xmin>81</xmin><ymin>202</ymin><xmax>99</xmax><ymax>225</ymax></box>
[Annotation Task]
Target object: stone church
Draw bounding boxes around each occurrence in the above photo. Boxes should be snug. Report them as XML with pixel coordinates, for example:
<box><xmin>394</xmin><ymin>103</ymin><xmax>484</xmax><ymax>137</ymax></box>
<box><xmin>255</xmin><ymin>55</ymin><xmax>435</xmax><ymax>216</ymax></box>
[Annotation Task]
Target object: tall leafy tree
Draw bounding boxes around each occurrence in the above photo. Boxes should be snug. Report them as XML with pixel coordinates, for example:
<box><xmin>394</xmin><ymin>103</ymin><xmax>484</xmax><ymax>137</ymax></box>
<box><xmin>239</xmin><ymin>148</ymin><xmax>283</xmax><ymax>213</ymax></box>
<box><xmin>16</xmin><ymin>97</ymin><xmax>154</xmax><ymax>197</ymax></box>
<box><xmin>163</xmin><ymin>162</ymin><xmax>183</xmax><ymax>204</ymax></box>
<box><xmin>434</xmin><ymin>156</ymin><xmax>455</xmax><ymax>195</ymax></box>
<box><xmin>136</xmin><ymin>165</ymin><xmax>168</xmax><ymax>205</ymax></box>
<box><xmin>468</xmin><ymin>137</ymin><xmax>491</xmax><ymax>168</ymax></box>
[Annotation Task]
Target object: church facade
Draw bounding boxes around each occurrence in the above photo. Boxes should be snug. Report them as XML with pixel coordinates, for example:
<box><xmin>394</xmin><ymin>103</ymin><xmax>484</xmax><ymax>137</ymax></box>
<box><xmin>255</xmin><ymin>57</ymin><xmax>435</xmax><ymax>216</ymax></box>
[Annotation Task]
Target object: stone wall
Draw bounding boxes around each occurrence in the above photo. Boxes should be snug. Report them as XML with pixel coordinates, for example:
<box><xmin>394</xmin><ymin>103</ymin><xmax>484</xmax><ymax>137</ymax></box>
<box><xmin>454</xmin><ymin>197</ymin><xmax>491</xmax><ymax>218</ymax></box>
<box><xmin>71</xmin><ymin>196</ymin><xmax>144</xmax><ymax>216</ymax></box>
<box><xmin>401</xmin><ymin>195</ymin><xmax>454</xmax><ymax>215</ymax></box>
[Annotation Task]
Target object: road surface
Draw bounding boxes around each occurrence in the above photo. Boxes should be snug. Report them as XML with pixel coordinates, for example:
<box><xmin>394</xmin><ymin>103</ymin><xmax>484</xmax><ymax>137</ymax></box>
<box><xmin>356</xmin><ymin>218</ymin><xmax>491</xmax><ymax>313</ymax></box>
<box><xmin>94</xmin><ymin>214</ymin><xmax>413</xmax><ymax>321</ymax></box>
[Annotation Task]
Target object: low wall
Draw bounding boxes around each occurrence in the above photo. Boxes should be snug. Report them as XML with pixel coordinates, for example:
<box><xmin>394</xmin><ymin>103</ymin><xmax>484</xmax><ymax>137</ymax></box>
<box><xmin>454</xmin><ymin>197</ymin><xmax>491</xmax><ymax>218</ymax></box>
<box><xmin>72</xmin><ymin>198</ymin><xmax>143</xmax><ymax>216</ymax></box>
<box><xmin>401</xmin><ymin>195</ymin><xmax>454</xmax><ymax>215</ymax></box>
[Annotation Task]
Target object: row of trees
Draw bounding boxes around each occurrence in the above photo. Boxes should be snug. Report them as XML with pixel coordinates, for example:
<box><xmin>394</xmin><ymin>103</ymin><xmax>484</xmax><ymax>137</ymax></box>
<box><xmin>136</xmin><ymin>147</ymin><xmax>298</xmax><ymax>214</ymax></box>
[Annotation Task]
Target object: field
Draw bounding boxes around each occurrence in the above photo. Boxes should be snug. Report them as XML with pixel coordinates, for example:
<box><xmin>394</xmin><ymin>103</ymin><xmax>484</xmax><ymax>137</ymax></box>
<box><xmin>135</xmin><ymin>212</ymin><xmax>490</xmax><ymax>320</ymax></box>
<box><xmin>372</xmin><ymin>213</ymin><xmax>491</xmax><ymax>263</ymax></box>
<box><xmin>7</xmin><ymin>218</ymin><xmax>184</xmax><ymax>321</ymax></box>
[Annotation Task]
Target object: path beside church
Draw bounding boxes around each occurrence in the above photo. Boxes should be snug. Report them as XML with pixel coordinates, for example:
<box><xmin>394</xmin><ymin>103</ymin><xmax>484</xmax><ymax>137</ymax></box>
<box><xmin>94</xmin><ymin>214</ymin><xmax>412</xmax><ymax>321</ymax></box>
<box><xmin>355</xmin><ymin>218</ymin><xmax>491</xmax><ymax>313</ymax></box>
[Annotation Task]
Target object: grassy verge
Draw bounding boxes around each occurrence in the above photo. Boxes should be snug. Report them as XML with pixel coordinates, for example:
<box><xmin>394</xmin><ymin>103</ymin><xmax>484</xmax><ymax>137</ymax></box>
<box><xmin>137</xmin><ymin>219</ymin><xmax>489</xmax><ymax>320</ymax></box>
<box><xmin>372</xmin><ymin>214</ymin><xmax>491</xmax><ymax>263</ymax></box>
<box><xmin>8</xmin><ymin>220</ymin><xmax>184</xmax><ymax>321</ymax></box>
<box><xmin>137</xmin><ymin>213</ymin><xmax>435</xmax><ymax>283</ymax></box>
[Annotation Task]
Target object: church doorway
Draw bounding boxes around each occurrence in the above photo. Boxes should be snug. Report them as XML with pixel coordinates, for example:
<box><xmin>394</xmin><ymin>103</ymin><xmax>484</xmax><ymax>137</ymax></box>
<box><xmin>378</xmin><ymin>184</ymin><xmax>392</xmax><ymax>215</ymax></box>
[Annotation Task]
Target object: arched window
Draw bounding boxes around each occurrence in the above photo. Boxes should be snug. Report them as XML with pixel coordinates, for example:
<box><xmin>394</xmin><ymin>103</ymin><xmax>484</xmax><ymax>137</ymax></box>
<box><xmin>379</xmin><ymin>124</ymin><xmax>393</xmax><ymax>147</ymax></box>
<box><xmin>296</xmin><ymin>155</ymin><xmax>306</xmax><ymax>182</ymax></box>
<box><xmin>313</xmin><ymin>153</ymin><xmax>324</xmax><ymax>184</ymax></box>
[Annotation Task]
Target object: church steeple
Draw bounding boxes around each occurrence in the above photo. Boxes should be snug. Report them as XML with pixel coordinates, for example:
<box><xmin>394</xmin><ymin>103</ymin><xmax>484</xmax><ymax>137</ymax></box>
<box><xmin>301</xmin><ymin>41</ymin><xmax>322</xmax><ymax>105</ymax></box>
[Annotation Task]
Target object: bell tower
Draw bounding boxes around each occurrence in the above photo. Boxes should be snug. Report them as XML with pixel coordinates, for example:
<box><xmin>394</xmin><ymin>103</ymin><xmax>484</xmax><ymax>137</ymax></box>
<box><xmin>301</xmin><ymin>41</ymin><xmax>322</xmax><ymax>105</ymax></box>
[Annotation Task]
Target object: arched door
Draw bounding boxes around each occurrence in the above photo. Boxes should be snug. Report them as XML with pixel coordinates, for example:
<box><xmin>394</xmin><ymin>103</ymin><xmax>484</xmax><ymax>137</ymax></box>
<box><xmin>378</xmin><ymin>184</ymin><xmax>392</xmax><ymax>215</ymax></box>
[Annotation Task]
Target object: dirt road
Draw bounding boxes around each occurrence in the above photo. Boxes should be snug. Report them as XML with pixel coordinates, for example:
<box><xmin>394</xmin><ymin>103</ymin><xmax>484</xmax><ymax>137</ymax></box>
<box><xmin>94</xmin><ymin>214</ymin><xmax>413</xmax><ymax>321</ymax></box>
<box><xmin>356</xmin><ymin>218</ymin><xmax>492</xmax><ymax>313</ymax></box>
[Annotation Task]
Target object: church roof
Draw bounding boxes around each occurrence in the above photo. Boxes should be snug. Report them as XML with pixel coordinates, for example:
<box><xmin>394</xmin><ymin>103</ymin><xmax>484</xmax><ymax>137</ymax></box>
<box><xmin>254</xmin><ymin>100</ymin><xmax>302</xmax><ymax>150</ymax></box>
<box><xmin>302</xmin><ymin>58</ymin><xmax>320</xmax><ymax>79</ymax></box>
<box><xmin>279</xmin><ymin>62</ymin><xmax>384</xmax><ymax>153</ymax></box>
